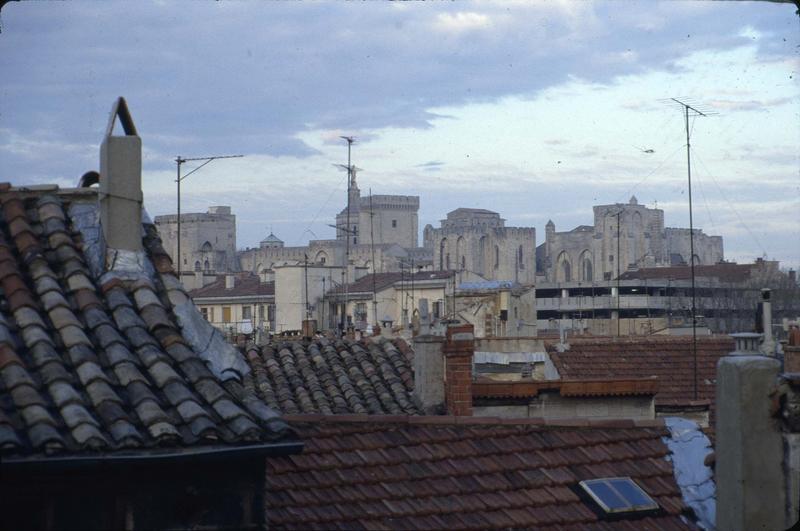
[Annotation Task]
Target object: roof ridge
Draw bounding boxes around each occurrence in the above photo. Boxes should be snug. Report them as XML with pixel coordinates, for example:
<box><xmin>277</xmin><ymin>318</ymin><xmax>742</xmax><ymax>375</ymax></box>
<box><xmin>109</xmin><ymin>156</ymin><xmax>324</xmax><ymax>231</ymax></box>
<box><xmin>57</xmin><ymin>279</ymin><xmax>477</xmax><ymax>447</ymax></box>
<box><xmin>281</xmin><ymin>413</ymin><xmax>665</xmax><ymax>428</ymax></box>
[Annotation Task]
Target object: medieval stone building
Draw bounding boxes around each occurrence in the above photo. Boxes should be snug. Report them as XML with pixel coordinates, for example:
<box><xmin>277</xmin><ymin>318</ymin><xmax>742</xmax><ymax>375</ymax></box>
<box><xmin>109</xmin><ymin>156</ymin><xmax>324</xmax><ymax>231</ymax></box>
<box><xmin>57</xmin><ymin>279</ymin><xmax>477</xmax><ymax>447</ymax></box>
<box><xmin>423</xmin><ymin>208</ymin><xmax>536</xmax><ymax>284</ymax></box>
<box><xmin>238</xmin><ymin>169</ymin><xmax>425</xmax><ymax>275</ymax></box>
<box><xmin>154</xmin><ymin>206</ymin><xmax>238</xmax><ymax>274</ymax></box>
<box><xmin>536</xmin><ymin>196</ymin><xmax>724</xmax><ymax>282</ymax></box>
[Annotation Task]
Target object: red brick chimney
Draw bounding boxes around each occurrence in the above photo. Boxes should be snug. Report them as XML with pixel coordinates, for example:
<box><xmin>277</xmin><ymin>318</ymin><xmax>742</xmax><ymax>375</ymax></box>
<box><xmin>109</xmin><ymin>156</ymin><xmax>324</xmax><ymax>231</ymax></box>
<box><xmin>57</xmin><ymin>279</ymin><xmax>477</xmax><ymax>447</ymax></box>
<box><xmin>443</xmin><ymin>324</ymin><xmax>475</xmax><ymax>416</ymax></box>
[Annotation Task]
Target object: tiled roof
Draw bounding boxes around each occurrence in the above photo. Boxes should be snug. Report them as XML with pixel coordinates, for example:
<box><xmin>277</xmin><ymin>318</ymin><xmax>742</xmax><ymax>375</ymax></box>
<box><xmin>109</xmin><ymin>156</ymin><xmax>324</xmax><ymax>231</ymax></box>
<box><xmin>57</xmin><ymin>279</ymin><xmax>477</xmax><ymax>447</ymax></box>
<box><xmin>329</xmin><ymin>270</ymin><xmax>453</xmax><ymax>296</ymax></box>
<box><xmin>618</xmin><ymin>263</ymin><xmax>757</xmax><ymax>283</ymax></box>
<box><xmin>0</xmin><ymin>185</ymin><xmax>290</xmax><ymax>459</ymax></box>
<box><xmin>188</xmin><ymin>272</ymin><xmax>274</xmax><ymax>298</ymax></box>
<box><xmin>473</xmin><ymin>377</ymin><xmax>659</xmax><ymax>399</ymax></box>
<box><xmin>549</xmin><ymin>336</ymin><xmax>733</xmax><ymax>412</ymax></box>
<box><xmin>265</xmin><ymin>415</ymin><xmax>692</xmax><ymax>530</ymax></box>
<box><xmin>244</xmin><ymin>338</ymin><xmax>421</xmax><ymax>415</ymax></box>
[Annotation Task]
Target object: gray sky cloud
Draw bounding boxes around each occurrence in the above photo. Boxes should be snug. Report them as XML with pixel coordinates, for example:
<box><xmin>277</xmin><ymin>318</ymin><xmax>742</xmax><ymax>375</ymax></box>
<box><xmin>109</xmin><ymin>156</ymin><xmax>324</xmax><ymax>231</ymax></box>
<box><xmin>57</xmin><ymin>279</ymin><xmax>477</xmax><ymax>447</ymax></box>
<box><xmin>1</xmin><ymin>1</ymin><xmax>798</xmax><ymax>268</ymax></box>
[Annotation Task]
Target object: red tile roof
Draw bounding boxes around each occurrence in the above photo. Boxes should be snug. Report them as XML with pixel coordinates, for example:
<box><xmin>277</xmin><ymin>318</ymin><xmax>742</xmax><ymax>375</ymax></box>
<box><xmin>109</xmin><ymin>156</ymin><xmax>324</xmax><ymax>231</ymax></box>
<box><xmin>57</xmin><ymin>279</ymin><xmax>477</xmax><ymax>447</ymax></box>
<box><xmin>549</xmin><ymin>336</ymin><xmax>733</xmax><ymax>421</ymax></box>
<box><xmin>0</xmin><ymin>185</ymin><xmax>290</xmax><ymax>459</ymax></box>
<box><xmin>329</xmin><ymin>270</ymin><xmax>453</xmax><ymax>296</ymax></box>
<box><xmin>265</xmin><ymin>415</ymin><xmax>693</xmax><ymax>530</ymax></box>
<box><xmin>618</xmin><ymin>263</ymin><xmax>759</xmax><ymax>283</ymax></box>
<box><xmin>244</xmin><ymin>338</ymin><xmax>420</xmax><ymax>415</ymax></box>
<box><xmin>188</xmin><ymin>272</ymin><xmax>274</xmax><ymax>298</ymax></box>
<box><xmin>473</xmin><ymin>377</ymin><xmax>659</xmax><ymax>399</ymax></box>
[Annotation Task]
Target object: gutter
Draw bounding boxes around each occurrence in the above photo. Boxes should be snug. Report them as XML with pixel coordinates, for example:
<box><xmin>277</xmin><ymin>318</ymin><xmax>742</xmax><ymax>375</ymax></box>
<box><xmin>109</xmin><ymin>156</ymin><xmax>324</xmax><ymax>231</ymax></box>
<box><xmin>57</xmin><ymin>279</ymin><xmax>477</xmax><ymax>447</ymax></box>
<box><xmin>1</xmin><ymin>440</ymin><xmax>303</xmax><ymax>471</ymax></box>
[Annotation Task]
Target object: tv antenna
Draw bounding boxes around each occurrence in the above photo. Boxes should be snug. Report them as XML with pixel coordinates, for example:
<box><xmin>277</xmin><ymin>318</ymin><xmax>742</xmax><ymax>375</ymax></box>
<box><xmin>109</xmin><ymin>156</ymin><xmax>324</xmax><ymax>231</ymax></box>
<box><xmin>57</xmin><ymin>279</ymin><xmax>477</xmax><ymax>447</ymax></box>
<box><xmin>665</xmin><ymin>97</ymin><xmax>717</xmax><ymax>400</ymax></box>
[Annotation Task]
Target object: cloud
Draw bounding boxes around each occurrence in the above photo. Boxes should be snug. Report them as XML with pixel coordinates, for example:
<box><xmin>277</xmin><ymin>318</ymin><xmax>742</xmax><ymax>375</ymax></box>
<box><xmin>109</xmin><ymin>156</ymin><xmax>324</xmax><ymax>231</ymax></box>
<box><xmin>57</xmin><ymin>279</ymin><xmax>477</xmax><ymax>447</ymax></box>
<box><xmin>433</xmin><ymin>12</ymin><xmax>492</xmax><ymax>33</ymax></box>
<box><xmin>707</xmin><ymin>97</ymin><xmax>794</xmax><ymax>112</ymax></box>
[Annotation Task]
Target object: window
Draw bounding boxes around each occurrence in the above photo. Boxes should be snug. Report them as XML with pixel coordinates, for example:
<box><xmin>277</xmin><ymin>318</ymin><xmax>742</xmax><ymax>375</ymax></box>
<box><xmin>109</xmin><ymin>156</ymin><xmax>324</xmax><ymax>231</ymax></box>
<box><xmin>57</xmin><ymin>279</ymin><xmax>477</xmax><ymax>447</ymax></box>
<box><xmin>392</xmin><ymin>219</ymin><xmax>397</xmax><ymax>228</ymax></box>
<box><xmin>200</xmin><ymin>307</ymin><xmax>208</xmax><ymax>320</ymax></box>
<box><xmin>259</xmin><ymin>305</ymin><xmax>265</xmax><ymax>320</ymax></box>
<box><xmin>609</xmin><ymin>255</ymin><xmax>614</xmax><ymax>262</ymax></box>
<box><xmin>355</xmin><ymin>302</ymin><xmax>367</xmax><ymax>322</ymax></box>
<box><xmin>242</xmin><ymin>306</ymin><xmax>252</xmax><ymax>320</ymax></box>
<box><xmin>518</xmin><ymin>245</ymin><xmax>524</xmax><ymax>270</ymax></box>
<box><xmin>194</xmin><ymin>261</ymin><xmax>201</xmax><ymax>272</ymax></box>
<box><xmin>268</xmin><ymin>304</ymin><xmax>275</xmax><ymax>322</ymax></box>
<box><xmin>433</xmin><ymin>301</ymin><xmax>442</xmax><ymax>319</ymax></box>
<box><xmin>210</xmin><ymin>308</ymin><xmax>215</xmax><ymax>322</ymax></box>
<box><xmin>222</xmin><ymin>307</ymin><xmax>231</xmax><ymax>323</ymax></box>
<box><xmin>353</xmin><ymin>237</ymin><xmax>357</xmax><ymax>245</ymax></box>
<box><xmin>578</xmin><ymin>478</ymin><xmax>658</xmax><ymax>516</ymax></box>
<box><xmin>494</xmin><ymin>245</ymin><xmax>500</xmax><ymax>268</ymax></box>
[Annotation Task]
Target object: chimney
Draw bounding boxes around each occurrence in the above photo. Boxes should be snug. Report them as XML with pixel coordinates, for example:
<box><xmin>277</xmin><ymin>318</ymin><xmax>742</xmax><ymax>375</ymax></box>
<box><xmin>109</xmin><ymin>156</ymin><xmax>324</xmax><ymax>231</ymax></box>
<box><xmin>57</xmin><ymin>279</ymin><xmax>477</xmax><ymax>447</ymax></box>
<box><xmin>412</xmin><ymin>305</ymin><xmax>446</xmax><ymax>414</ymax></box>
<box><xmin>225</xmin><ymin>274</ymin><xmax>235</xmax><ymax>290</ymax></box>
<box><xmin>730</xmin><ymin>332</ymin><xmax>762</xmax><ymax>356</ymax></box>
<box><xmin>789</xmin><ymin>269</ymin><xmax>797</xmax><ymax>284</ymax></box>
<box><xmin>761</xmin><ymin>289</ymin><xmax>775</xmax><ymax>356</ymax></box>
<box><xmin>716</xmin><ymin>333</ymin><xmax>786</xmax><ymax>530</ymax></box>
<box><xmin>443</xmin><ymin>323</ymin><xmax>474</xmax><ymax>416</ymax></box>
<box><xmin>100</xmin><ymin>98</ymin><xmax>142</xmax><ymax>254</ymax></box>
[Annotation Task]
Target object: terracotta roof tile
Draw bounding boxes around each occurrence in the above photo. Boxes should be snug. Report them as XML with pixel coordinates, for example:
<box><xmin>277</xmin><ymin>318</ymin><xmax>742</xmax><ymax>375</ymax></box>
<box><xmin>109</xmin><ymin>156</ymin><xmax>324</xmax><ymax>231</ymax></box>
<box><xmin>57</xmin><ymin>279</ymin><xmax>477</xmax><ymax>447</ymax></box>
<box><xmin>265</xmin><ymin>416</ymin><xmax>694</xmax><ymax>530</ymax></box>
<box><xmin>0</xmin><ymin>188</ymin><xmax>292</xmax><ymax>459</ymax></box>
<box><xmin>550</xmin><ymin>336</ymin><xmax>732</xmax><ymax>427</ymax></box>
<box><xmin>245</xmin><ymin>338</ymin><xmax>421</xmax><ymax>415</ymax></box>
<box><xmin>188</xmin><ymin>272</ymin><xmax>274</xmax><ymax>298</ymax></box>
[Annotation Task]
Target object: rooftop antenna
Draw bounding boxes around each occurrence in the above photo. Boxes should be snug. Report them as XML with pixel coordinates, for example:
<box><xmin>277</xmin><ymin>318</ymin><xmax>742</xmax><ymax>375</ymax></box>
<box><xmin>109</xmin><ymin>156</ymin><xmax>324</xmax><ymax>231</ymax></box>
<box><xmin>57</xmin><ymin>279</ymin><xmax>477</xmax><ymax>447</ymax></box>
<box><xmin>667</xmin><ymin>97</ymin><xmax>716</xmax><ymax>400</ymax></box>
<box><xmin>369</xmin><ymin>188</ymin><xmax>378</xmax><ymax>331</ymax></box>
<box><xmin>174</xmin><ymin>153</ymin><xmax>243</xmax><ymax>275</ymax></box>
<box><xmin>335</xmin><ymin>136</ymin><xmax>355</xmax><ymax>338</ymax></box>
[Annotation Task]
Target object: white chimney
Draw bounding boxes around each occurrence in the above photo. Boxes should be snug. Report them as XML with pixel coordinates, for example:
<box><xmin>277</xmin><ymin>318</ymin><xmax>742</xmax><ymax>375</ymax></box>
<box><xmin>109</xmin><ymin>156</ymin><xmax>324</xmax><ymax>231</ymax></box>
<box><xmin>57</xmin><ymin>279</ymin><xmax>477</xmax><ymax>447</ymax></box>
<box><xmin>100</xmin><ymin>97</ymin><xmax>142</xmax><ymax>254</ymax></box>
<box><xmin>225</xmin><ymin>274</ymin><xmax>235</xmax><ymax>290</ymax></box>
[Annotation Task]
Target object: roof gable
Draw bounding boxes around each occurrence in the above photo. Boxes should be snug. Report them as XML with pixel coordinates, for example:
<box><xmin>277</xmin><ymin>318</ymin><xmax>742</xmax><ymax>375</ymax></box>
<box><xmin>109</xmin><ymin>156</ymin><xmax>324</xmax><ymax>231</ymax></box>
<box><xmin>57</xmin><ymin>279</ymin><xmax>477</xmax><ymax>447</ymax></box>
<box><xmin>0</xmin><ymin>186</ymin><xmax>290</xmax><ymax>459</ymax></box>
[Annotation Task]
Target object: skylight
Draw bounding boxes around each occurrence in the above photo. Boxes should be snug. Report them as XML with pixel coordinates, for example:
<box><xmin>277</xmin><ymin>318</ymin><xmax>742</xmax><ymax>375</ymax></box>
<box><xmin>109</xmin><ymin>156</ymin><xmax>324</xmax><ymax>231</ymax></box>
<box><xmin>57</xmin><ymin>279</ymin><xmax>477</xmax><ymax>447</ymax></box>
<box><xmin>579</xmin><ymin>478</ymin><xmax>659</xmax><ymax>515</ymax></box>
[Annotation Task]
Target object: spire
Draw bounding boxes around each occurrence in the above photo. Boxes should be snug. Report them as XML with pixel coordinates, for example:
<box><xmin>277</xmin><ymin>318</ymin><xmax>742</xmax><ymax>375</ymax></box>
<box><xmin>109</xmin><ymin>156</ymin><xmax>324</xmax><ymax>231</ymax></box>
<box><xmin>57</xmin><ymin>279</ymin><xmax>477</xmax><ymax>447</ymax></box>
<box><xmin>630</xmin><ymin>195</ymin><xmax>638</xmax><ymax>205</ymax></box>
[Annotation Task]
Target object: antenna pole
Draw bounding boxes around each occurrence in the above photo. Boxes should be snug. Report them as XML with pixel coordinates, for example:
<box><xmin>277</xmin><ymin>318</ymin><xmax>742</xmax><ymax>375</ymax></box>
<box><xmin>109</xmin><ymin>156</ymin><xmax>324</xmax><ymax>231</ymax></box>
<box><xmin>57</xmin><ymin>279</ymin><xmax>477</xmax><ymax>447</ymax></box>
<box><xmin>671</xmin><ymin>98</ymin><xmax>709</xmax><ymax>400</ymax></box>
<box><xmin>340</xmin><ymin>136</ymin><xmax>355</xmax><ymax>338</ymax></box>
<box><xmin>174</xmin><ymin>153</ymin><xmax>243</xmax><ymax>276</ymax></box>
<box><xmin>369</xmin><ymin>189</ymin><xmax>378</xmax><ymax>331</ymax></box>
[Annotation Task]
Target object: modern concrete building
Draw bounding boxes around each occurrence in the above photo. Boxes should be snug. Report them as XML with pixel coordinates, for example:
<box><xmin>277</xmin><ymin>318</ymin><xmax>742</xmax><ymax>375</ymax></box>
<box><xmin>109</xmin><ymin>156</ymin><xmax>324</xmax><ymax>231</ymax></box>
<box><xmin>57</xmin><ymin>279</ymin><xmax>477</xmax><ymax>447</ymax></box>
<box><xmin>154</xmin><ymin>206</ymin><xmax>238</xmax><ymax>274</ymax></box>
<box><xmin>535</xmin><ymin>260</ymin><xmax>799</xmax><ymax>336</ymax></box>
<box><xmin>423</xmin><ymin>208</ymin><xmax>536</xmax><ymax>284</ymax></box>
<box><xmin>536</xmin><ymin>196</ymin><xmax>724</xmax><ymax>283</ymax></box>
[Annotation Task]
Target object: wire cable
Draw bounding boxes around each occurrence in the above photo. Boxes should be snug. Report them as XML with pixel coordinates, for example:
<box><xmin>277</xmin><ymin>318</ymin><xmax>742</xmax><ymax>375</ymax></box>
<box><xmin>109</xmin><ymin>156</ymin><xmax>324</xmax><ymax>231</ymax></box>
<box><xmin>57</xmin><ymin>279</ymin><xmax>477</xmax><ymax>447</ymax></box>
<box><xmin>692</xmin><ymin>149</ymin><xmax>768</xmax><ymax>256</ymax></box>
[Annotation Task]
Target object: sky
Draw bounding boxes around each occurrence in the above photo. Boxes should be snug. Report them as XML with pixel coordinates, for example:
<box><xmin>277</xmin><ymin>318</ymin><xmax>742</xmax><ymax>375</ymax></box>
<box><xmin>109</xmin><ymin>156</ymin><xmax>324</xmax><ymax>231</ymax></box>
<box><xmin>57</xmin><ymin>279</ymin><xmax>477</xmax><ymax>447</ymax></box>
<box><xmin>1</xmin><ymin>1</ymin><xmax>798</xmax><ymax>269</ymax></box>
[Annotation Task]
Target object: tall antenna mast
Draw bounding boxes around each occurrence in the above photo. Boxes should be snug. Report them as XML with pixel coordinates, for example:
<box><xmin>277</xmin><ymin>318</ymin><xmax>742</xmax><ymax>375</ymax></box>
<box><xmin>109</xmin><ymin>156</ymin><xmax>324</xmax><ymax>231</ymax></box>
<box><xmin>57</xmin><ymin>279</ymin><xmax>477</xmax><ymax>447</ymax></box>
<box><xmin>669</xmin><ymin>97</ymin><xmax>715</xmax><ymax>400</ymax></box>
<box><xmin>340</xmin><ymin>136</ymin><xmax>355</xmax><ymax>338</ymax></box>
<box><xmin>369</xmin><ymin>189</ymin><xmax>378</xmax><ymax>331</ymax></box>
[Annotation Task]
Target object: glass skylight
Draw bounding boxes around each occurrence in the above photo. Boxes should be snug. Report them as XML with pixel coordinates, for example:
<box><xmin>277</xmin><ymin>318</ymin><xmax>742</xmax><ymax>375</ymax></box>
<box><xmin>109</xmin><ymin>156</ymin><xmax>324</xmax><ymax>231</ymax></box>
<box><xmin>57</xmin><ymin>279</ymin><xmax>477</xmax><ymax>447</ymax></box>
<box><xmin>579</xmin><ymin>477</ymin><xmax>659</xmax><ymax>514</ymax></box>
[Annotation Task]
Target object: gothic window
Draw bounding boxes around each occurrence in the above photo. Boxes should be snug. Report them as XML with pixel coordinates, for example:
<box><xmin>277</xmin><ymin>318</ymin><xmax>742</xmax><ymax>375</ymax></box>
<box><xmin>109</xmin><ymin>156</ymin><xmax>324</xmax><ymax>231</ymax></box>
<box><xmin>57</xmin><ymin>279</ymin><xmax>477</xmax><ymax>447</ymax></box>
<box><xmin>446</xmin><ymin>254</ymin><xmax>451</xmax><ymax>270</ymax></box>
<box><xmin>518</xmin><ymin>245</ymin><xmax>524</xmax><ymax>270</ymax></box>
<box><xmin>201</xmin><ymin>241</ymin><xmax>213</xmax><ymax>252</ymax></box>
<box><xmin>392</xmin><ymin>219</ymin><xmax>397</xmax><ymax>228</ymax></box>
<box><xmin>194</xmin><ymin>261</ymin><xmax>201</xmax><ymax>272</ymax></box>
<box><xmin>494</xmin><ymin>245</ymin><xmax>500</xmax><ymax>269</ymax></box>
<box><xmin>562</xmin><ymin>261</ymin><xmax>572</xmax><ymax>282</ymax></box>
<box><xmin>461</xmin><ymin>256</ymin><xmax>466</xmax><ymax>270</ymax></box>
<box><xmin>204</xmin><ymin>260</ymin><xmax>210</xmax><ymax>272</ymax></box>
<box><xmin>557</xmin><ymin>251</ymin><xmax>572</xmax><ymax>282</ymax></box>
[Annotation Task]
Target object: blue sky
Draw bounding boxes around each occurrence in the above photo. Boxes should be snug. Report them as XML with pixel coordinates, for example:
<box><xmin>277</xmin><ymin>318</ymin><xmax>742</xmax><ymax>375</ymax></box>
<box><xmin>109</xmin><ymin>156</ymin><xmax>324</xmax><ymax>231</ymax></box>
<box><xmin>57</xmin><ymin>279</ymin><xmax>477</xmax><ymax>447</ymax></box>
<box><xmin>1</xmin><ymin>1</ymin><xmax>798</xmax><ymax>268</ymax></box>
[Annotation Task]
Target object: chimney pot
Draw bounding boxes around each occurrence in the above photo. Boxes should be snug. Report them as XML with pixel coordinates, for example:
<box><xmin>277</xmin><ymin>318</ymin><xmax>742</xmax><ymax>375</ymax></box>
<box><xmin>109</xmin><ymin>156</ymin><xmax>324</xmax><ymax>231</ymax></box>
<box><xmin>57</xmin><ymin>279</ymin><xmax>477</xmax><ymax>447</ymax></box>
<box><xmin>730</xmin><ymin>332</ymin><xmax>762</xmax><ymax>355</ymax></box>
